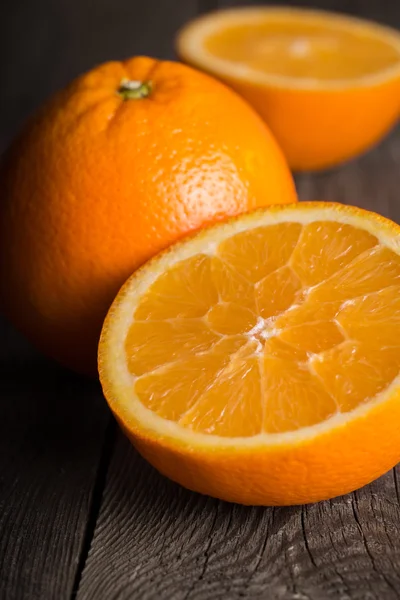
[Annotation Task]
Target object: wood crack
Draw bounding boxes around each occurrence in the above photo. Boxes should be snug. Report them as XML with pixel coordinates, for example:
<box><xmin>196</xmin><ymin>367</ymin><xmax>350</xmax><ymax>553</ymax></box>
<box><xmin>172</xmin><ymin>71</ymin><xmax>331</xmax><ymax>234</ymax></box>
<box><xmin>71</xmin><ymin>417</ymin><xmax>117</xmax><ymax>600</ymax></box>
<box><xmin>183</xmin><ymin>502</ymin><xmax>219</xmax><ymax>600</ymax></box>
<box><xmin>198</xmin><ymin>503</ymin><xmax>219</xmax><ymax>581</ymax></box>
<box><xmin>393</xmin><ymin>468</ymin><xmax>400</xmax><ymax>506</ymax></box>
<box><xmin>351</xmin><ymin>494</ymin><xmax>400</xmax><ymax>599</ymax></box>
<box><xmin>301</xmin><ymin>506</ymin><xmax>317</xmax><ymax>570</ymax></box>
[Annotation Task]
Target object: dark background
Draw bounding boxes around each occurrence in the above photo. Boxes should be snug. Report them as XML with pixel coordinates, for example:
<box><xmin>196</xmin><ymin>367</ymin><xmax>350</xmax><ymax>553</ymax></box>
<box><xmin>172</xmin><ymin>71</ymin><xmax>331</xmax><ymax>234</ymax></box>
<box><xmin>1</xmin><ymin>1</ymin><xmax>400</xmax><ymax>599</ymax></box>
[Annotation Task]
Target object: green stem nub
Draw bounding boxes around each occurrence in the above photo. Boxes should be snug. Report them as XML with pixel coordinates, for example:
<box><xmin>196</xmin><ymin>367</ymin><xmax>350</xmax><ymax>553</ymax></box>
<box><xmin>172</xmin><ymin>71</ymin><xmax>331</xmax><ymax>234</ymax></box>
<box><xmin>118</xmin><ymin>79</ymin><xmax>152</xmax><ymax>100</ymax></box>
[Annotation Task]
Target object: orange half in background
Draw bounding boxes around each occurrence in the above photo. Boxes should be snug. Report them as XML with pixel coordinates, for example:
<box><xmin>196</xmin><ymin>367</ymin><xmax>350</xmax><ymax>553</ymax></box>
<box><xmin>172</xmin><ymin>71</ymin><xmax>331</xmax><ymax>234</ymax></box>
<box><xmin>177</xmin><ymin>7</ymin><xmax>400</xmax><ymax>171</ymax></box>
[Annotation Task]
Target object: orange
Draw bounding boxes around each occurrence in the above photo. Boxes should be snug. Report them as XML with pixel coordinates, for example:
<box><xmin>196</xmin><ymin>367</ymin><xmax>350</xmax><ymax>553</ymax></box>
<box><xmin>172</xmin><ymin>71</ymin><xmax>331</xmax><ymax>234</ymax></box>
<box><xmin>99</xmin><ymin>202</ymin><xmax>400</xmax><ymax>506</ymax></box>
<box><xmin>177</xmin><ymin>7</ymin><xmax>400</xmax><ymax>171</ymax></box>
<box><xmin>0</xmin><ymin>56</ymin><xmax>296</xmax><ymax>375</ymax></box>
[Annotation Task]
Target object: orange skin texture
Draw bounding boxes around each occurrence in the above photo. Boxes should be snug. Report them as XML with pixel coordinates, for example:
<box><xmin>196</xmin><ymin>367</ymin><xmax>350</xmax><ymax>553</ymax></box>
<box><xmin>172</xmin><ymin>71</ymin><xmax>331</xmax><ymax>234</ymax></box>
<box><xmin>0</xmin><ymin>56</ymin><xmax>296</xmax><ymax>375</ymax></box>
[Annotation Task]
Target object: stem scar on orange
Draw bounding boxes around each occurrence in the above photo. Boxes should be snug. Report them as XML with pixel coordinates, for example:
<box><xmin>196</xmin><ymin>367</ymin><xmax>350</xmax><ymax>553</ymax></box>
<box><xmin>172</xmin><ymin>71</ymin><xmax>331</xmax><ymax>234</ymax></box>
<box><xmin>0</xmin><ymin>56</ymin><xmax>296</xmax><ymax>375</ymax></box>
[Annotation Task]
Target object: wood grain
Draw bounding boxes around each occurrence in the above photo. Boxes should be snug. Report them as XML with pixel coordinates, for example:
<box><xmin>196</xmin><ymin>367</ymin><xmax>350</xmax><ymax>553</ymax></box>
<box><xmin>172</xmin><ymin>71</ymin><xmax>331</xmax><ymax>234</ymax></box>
<box><xmin>77</xmin><ymin>435</ymin><xmax>400</xmax><ymax>600</ymax></box>
<box><xmin>0</xmin><ymin>319</ymin><xmax>110</xmax><ymax>600</ymax></box>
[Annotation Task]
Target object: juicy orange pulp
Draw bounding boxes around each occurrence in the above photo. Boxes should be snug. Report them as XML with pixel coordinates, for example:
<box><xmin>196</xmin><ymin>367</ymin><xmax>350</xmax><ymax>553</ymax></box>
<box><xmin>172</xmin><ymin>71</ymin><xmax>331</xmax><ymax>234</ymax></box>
<box><xmin>204</xmin><ymin>16</ymin><xmax>400</xmax><ymax>81</ymax></box>
<box><xmin>127</xmin><ymin>218</ymin><xmax>400</xmax><ymax>437</ymax></box>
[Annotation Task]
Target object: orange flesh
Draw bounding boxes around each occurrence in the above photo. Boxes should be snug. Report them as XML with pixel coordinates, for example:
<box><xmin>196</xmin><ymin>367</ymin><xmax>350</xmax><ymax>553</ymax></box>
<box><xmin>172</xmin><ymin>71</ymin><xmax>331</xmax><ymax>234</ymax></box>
<box><xmin>126</xmin><ymin>221</ymin><xmax>400</xmax><ymax>436</ymax></box>
<box><xmin>204</xmin><ymin>18</ymin><xmax>400</xmax><ymax>80</ymax></box>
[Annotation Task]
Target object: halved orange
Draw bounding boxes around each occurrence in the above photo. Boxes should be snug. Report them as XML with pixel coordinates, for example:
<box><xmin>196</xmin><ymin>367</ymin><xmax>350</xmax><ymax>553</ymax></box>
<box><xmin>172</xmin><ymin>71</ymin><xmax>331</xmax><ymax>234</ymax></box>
<box><xmin>99</xmin><ymin>203</ymin><xmax>400</xmax><ymax>505</ymax></box>
<box><xmin>176</xmin><ymin>7</ymin><xmax>400</xmax><ymax>171</ymax></box>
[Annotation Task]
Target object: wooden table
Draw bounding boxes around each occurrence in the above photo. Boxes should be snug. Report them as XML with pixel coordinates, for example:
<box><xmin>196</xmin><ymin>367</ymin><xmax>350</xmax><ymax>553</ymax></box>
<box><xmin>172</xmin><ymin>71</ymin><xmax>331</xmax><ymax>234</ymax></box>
<box><xmin>1</xmin><ymin>1</ymin><xmax>400</xmax><ymax>598</ymax></box>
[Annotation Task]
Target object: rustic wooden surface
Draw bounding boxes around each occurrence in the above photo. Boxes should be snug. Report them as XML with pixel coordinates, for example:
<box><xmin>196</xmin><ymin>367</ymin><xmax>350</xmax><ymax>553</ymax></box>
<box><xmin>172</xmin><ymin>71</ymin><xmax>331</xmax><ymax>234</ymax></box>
<box><xmin>1</xmin><ymin>1</ymin><xmax>400</xmax><ymax>599</ymax></box>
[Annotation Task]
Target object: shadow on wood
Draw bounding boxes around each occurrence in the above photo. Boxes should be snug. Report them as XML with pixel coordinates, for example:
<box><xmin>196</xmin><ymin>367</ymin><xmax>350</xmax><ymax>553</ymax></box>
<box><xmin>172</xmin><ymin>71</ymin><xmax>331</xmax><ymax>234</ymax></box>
<box><xmin>0</xmin><ymin>318</ymin><xmax>110</xmax><ymax>600</ymax></box>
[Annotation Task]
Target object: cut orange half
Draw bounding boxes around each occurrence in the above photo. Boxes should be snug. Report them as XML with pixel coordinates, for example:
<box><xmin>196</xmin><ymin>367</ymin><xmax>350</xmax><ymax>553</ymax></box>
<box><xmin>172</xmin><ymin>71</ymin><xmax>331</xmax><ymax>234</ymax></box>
<box><xmin>99</xmin><ymin>203</ymin><xmax>400</xmax><ymax>505</ymax></box>
<box><xmin>176</xmin><ymin>7</ymin><xmax>400</xmax><ymax>170</ymax></box>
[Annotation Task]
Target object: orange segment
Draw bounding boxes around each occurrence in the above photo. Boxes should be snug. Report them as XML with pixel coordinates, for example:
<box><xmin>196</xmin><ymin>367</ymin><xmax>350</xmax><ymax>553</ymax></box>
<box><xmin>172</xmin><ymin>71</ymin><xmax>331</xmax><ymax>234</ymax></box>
<box><xmin>312</xmin><ymin>343</ymin><xmax>400</xmax><ymax>412</ymax></box>
<box><xmin>135</xmin><ymin>352</ymin><xmax>228</xmax><ymax>422</ymax></box>
<box><xmin>217</xmin><ymin>223</ymin><xmax>302</xmax><ymax>283</ymax></box>
<box><xmin>134</xmin><ymin>335</ymin><xmax>248</xmax><ymax>421</ymax></box>
<box><xmin>290</xmin><ymin>222</ymin><xmax>378</xmax><ymax>286</ymax></box>
<box><xmin>274</xmin><ymin>298</ymin><xmax>341</xmax><ymax>328</ymax></box>
<box><xmin>210</xmin><ymin>256</ymin><xmax>256</xmax><ymax>312</ymax></box>
<box><xmin>310</xmin><ymin>246</ymin><xmax>400</xmax><ymax>303</ymax></box>
<box><xmin>255</xmin><ymin>265</ymin><xmax>302</xmax><ymax>318</ymax></box>
<box><xmin>99</xmin><ymin>203</ymin><xmax>400</xmax><ymax>506</ymax></box>
<box><xmin>125</xmin><ymin>319</ymin><xmax>220</xmax><ymax>376</ymax></box>
<box><xmin>263</xmin><ymin>358</ymin><xmax>337</xmax><ymax>433</ymax></box>
<box><xmin>180</xmin><ymin>344</ymin><xmax>262</xmax><ymax>437</ymax></box>
<box><xmin>263</xmin><ymin>337</ymin><xmax>308</xmax><ymax>363</ymax></box>
<box><xmin>279</xmin><ymin>320</ymin><xmax>345</xmax><ymax>355</ymax></box>
<box><xmin>337</xmin><ymin>285</ymin><xmax>400</xmax><ymax>347</ymax></box>
<box><xmin>134</xmin><ymin>254</ymin><xmax>217</xmax><ymax>320</ymax></box>
<box><xmin>206</xmin><ymin>303</ymin><xmax>256</xmax><ymax>335</ymax></box>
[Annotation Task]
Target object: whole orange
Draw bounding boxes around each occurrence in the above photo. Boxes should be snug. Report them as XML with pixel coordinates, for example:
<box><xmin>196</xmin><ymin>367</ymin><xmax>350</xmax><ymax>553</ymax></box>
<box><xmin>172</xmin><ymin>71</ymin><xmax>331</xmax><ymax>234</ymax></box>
<box><xmin>0</xmin><ymin>56</ymin><xmax>296</xmax><ymax>375</ymax></box>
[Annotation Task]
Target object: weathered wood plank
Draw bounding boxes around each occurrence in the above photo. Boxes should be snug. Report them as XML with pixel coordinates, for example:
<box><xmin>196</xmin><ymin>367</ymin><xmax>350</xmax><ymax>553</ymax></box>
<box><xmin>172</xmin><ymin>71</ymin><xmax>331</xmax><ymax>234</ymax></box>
<box><xmin>77</xmin><ymin>436</ymin><xmax>400</xmax><ymax>600</ymax></box>
<box><xmin>0</xmin><ymin>0</ymin><xmax>199</xmax><ymax>598</ymax></box>
<box><xmin>0</xmin><ymin>319</ymin><xmax>110</xmax><ymax>600</ymax></box>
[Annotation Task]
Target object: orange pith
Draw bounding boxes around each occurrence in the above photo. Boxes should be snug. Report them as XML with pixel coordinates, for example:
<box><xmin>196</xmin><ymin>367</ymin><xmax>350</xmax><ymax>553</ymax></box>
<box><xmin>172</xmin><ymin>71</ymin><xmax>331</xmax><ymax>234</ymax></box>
<box><xmin>99</xmin><ymin>203</ymin><xmax>400</xmax><ymax>505</ymax></box>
